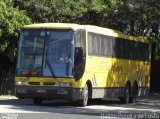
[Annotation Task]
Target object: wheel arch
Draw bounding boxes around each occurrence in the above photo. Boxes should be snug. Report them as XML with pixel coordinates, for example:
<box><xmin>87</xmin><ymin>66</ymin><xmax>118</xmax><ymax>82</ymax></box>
<box><xmin>133</xmin><ymin>81</ymin><xmax>138</xmax><ymax>87</ymax></box>
<box><xmin>132</xmin><ymin>80</ymin><xmax>139</xmax><ymax>96</ymax></box>
<box><xmin>86</xmin><ymin>80</ymin><xmax>92</xmax><ymax>99</ymax></box>
<box><xmin>126</xmin><ymin>80</ymin><xmax>131</xmax><ymax>88</ymax></box>
<box><xmin>125</xmin><ymin>80</ymin><xmax>131</xmax><ymax>95</ymax></box>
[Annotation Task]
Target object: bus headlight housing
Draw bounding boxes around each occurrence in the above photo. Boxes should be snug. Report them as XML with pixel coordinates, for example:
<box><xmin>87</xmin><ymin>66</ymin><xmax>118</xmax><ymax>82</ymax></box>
<box><xmin>16</xmin><ymin>81</ymin><xmax>28</xmax><ymax>85</ymax></box>
<box><xmin>55</xmin><ymin>82</ymin><xmax>72</xmax><ymax>87</ymax></box>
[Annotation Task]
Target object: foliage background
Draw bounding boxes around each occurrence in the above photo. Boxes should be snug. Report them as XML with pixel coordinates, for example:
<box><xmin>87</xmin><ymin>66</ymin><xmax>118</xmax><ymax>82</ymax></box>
<box><xmin>0</xmin><ymin>0</ymin><xmax>160</xmax><ymax>94</ymax></box>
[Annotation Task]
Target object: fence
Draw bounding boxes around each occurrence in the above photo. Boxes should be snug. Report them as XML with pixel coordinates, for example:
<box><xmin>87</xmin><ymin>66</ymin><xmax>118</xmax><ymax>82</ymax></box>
<box><xmin>0</xmin><ymin>69</ymin><xmax>15</xmax><ymax>95</ymax></box>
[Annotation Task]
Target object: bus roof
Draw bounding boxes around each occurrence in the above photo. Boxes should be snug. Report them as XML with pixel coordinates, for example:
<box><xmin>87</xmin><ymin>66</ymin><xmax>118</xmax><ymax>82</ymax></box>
<box><xmin>23</xmin><ymin>23</ymin><xmax>148</xmax><ymax>43</ymax></box>
<box><xmin>23</xmin><ymin>23</ymin><xmax>85</xmax><ymax>30</ymax></box>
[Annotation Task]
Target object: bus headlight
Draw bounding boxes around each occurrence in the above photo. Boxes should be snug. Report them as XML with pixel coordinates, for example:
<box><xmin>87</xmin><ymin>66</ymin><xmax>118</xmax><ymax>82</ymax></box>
<box><xmin>55</xmin><ymin>82</ymin><xmax>72</xmax><ymax>87</ymax></box>
<box><xmin>16</xmin><ymin>81</ymin><xmax>28</xmax><ymax>85</ymax></box>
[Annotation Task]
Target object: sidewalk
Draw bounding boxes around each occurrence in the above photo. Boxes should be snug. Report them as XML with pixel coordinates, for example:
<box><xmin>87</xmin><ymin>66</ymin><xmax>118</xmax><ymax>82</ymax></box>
<box><xmin>0</xmin><ymin>95</ymin><xmax>17</xmax><ymax>100</ymax></box>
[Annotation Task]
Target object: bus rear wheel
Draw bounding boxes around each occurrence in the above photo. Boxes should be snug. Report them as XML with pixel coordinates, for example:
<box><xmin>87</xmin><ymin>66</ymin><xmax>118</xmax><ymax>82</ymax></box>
<box><xmin>120</xmin><ymin>84</ymin><xmax>130</xmax><ymax>104</ymax></box>
<box><xmin>33</xmin><ymin>98</ymin><xmax>42</xmax><ymax>105</ymax></box>
<box><xmin>129</xmin><ymin>83</ymin><xmax>138</xmax><ymax>103</ymax></box>
<box><xmin>79</xmin><ymin>84</ymin><xmax>88</xmax><ymax>107</ymax></box>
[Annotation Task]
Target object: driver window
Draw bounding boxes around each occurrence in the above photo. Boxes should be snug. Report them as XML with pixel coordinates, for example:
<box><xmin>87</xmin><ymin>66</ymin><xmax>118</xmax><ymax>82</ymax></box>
<box><xmin>76</xmin><ymin>30</ymin><xmax>86</xmax><ymax>55</ymax></box>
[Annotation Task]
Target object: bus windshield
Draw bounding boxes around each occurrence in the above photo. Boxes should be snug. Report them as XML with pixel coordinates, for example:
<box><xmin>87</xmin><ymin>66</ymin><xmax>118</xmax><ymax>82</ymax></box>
<box><xmin>16</xmin><ymin>29</ymin><xmax>74</xmax><ymax>77</ymax></box>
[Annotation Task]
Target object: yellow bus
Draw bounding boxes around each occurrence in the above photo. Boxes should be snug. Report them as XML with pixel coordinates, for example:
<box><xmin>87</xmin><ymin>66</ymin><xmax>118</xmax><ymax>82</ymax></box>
<box><xmin>15</xmin><ymin>23</ymin><xmax>150</xmax><ymax>106</ymax></box>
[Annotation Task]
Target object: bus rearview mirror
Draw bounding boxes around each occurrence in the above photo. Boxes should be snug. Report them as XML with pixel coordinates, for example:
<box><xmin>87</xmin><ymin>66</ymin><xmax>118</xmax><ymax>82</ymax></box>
<box><xmin>75</xmin><ymin>47</ymin><xmax>83</xmax><ymax>65</ymax></box>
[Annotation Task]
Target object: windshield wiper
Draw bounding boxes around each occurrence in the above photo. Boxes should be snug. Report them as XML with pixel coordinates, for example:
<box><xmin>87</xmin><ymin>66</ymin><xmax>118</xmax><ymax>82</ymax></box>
<box><xmin>45</xmin><ymin>52</ymin><xmax>56</xmax><ymax>77</ymax></box>
<box><xmin>66</xmin><ymin>52</ymin><xmax>72</xmax><ymax>76</ymax></box>
<box><xmin>26</xmin><ymin>50</ymin><xmax>37</xmax><ymax>80</ymax></box>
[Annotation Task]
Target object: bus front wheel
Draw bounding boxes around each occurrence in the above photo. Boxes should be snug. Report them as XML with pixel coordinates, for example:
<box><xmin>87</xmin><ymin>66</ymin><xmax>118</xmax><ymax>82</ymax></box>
<box><xmin>79</xmin><ymin>84</ymin><xmax>88</xmax><ymax>107</ymax></box>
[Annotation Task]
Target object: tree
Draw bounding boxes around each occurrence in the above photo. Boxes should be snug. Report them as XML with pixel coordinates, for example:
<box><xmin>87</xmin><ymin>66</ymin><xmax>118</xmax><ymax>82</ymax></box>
<box><xmin>0</xmin><ymin>0</ymin><xmax>32</xmax><ymax>95</ymax></box>
<box><xmin>0</xmin><ymin>0</ymin><xmax>31</xmax><ymax>61</ymax></box>
<box><xmin>10</xmin><ymin>0</ymin><xmax>160</xmax><ymax>92</ymax></box>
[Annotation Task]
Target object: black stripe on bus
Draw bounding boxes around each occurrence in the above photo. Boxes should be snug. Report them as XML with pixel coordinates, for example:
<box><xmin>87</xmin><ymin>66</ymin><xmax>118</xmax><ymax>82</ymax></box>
<box><xmin>88</xmin><ymin>32</ymin><xmax>149</xmax><ymax>61</ymax></box>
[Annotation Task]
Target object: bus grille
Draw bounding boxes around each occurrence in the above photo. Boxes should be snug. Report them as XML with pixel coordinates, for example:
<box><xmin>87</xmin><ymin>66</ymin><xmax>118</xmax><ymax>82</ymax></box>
<box><xmin>43</xmin><ymin>82</ymin><xmax>55</xmax><ymax>85</ymax></box>
<box><xmin>29</xmin><ymin>82</ymin><xmax>40</xmax><ymax>85</ymax></box>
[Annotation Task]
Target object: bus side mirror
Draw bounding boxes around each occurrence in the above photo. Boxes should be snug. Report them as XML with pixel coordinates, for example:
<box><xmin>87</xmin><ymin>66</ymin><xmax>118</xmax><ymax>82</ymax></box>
<box><xmin>75</xmin><ymin>47</ymin><xmax>83</xmax><ymax>65</ymax></box>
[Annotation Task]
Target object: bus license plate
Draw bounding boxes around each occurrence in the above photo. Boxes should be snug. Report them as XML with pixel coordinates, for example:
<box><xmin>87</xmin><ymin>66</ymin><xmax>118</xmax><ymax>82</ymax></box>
<box><xmin>57</xmin><ymin>90</ymin><xmax>68</xmax><ymax>94</ymax></box>
<box><xmin>36</xmin><ymin>90</ymin><xmax>46</xmax><ymax>93</ymax></box>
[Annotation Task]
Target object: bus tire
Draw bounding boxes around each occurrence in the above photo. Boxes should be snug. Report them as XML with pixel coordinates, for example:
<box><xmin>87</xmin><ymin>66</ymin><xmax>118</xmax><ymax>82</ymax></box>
<box><xmin>120</xmin><ymin>84</ymin><xmax>130</xmax><ymax>104</ymax></box>
<box><xmin>79</xmin><ymin>84</ymin><xmax>88</xmax><ymax>107</ymax></box>
<box><xmin>33</xmin><ymin>98</ymin><xmax>42</xmax><ymax>105</ymax></box>
<box><xmin>129</xmin><ymin>83</ymin><xmax>138</xmax><ymax>103</ymax></box>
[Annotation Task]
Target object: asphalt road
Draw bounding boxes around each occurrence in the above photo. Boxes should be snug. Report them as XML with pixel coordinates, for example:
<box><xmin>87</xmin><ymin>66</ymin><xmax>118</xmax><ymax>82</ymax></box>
<box><xmin>0</xmin><ymin>94</ymin><xmax>160</xmax><ymax>119</ymax></box>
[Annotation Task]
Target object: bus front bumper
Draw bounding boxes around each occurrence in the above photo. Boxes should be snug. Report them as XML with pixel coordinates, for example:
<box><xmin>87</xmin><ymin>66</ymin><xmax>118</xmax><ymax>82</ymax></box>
<box><xmin>15</xmin><ymin>85</ymin><xmax>83</xmax><ymax>100</ymax></box>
